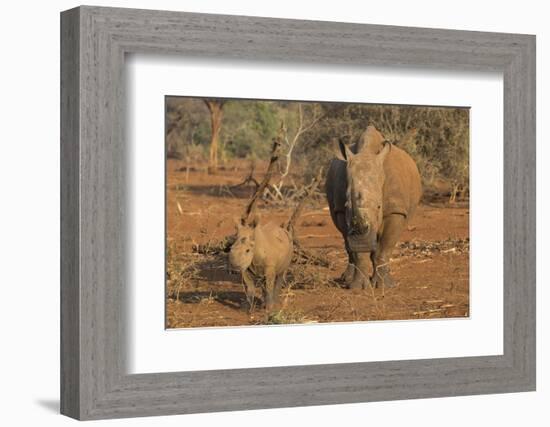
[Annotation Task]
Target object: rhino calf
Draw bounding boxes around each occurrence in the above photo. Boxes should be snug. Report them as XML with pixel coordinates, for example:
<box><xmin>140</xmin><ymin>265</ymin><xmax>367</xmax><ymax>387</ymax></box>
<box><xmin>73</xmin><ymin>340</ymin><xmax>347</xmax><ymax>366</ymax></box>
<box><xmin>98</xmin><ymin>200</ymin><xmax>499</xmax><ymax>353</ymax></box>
<box><xmin>229</xmin><ymin>217</ymin><xmax>293</xmax><ymax>312</ymax></box>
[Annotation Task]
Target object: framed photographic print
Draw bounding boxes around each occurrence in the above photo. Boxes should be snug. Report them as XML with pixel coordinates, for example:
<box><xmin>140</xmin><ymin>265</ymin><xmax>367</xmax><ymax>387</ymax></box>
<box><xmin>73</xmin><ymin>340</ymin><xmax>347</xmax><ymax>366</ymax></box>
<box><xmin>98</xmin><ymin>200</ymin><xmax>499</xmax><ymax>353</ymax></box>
<box><xmin>60</xmin><ymin>5</ymin><xmax>536</xmax><ymax>420</ymax></box>
<box><xmin>163</xmin><ymin>97</ymin><xmax>471</xmax><ymax>329</ymax></box>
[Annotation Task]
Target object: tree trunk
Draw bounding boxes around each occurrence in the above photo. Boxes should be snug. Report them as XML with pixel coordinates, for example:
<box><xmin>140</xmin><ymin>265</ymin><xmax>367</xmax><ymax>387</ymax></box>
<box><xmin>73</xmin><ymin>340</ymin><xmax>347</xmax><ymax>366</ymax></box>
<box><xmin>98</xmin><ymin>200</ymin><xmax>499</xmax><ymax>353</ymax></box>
<box><xmin>204</xmin><ymin>99</ymin><xmax>225</xmax><ymax>173</ymax></box>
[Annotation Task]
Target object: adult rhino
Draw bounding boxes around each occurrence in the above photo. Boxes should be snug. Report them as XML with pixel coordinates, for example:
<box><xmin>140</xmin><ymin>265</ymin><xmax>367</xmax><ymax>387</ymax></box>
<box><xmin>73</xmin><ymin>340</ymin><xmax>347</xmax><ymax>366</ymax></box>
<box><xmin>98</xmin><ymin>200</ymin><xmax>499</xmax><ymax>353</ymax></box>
<box><xmin>326</xmin><ymin>125</ymin><xmax>422</xmax><ymax>289</ymax></box>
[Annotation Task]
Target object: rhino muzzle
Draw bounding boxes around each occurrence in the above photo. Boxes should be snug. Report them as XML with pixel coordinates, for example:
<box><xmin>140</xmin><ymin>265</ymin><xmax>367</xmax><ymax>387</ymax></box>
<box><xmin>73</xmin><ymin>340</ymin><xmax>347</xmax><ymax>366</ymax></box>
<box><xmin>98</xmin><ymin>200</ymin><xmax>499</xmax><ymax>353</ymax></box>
<box><xmin>347</xmin><ymin>206</ymin><xmax>375</xmax><ymax>234</ymax></box>
<box><xmin>229</xmin><ymin>246</ymin><xmax>253</xmax><ymax>271</ymax></box>
<box><xmin>349</xmin><ymin>222</ymin><xmax>370</xmax><ymax>236</ymax></box>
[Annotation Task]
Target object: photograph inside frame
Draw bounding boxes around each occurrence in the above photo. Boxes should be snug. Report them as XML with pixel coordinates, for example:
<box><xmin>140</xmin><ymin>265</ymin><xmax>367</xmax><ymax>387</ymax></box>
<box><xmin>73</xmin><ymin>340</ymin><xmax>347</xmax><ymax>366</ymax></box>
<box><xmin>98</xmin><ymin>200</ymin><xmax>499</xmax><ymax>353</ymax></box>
<box><xmin>165</xmin><ymin>97</ymin><xmax>470</xmax><ymax>328</ymax></box>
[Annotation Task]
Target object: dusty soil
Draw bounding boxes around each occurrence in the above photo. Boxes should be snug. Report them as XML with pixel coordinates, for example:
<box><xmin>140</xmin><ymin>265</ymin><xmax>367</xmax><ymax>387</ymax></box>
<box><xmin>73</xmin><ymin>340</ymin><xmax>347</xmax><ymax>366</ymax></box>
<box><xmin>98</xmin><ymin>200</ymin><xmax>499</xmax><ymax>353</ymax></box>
<box><xmin>166</xmin><ymin>159</ymin><xmax>469</xmax><ymax>328</ymax></box>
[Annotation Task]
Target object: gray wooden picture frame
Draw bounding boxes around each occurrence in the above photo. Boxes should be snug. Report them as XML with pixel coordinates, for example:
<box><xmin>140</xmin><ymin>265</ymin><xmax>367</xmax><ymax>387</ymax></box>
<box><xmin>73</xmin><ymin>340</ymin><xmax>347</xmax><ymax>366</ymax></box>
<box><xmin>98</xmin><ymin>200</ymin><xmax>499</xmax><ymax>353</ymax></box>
<box><xmin>60</xmin><ymin>5</ymin><xmax>536</xmax><ymax>421</ymax></box>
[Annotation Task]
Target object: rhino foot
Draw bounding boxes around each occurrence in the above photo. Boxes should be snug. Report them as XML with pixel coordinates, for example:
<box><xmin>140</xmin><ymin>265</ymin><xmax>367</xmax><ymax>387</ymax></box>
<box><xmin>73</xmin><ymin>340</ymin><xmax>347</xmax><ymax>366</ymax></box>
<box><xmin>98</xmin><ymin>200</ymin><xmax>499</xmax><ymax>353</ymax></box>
<box><xmin>341</xmin><ymin>264</ymin><xmax>356</xmax><ymax>284</ymax></box>
<box><xmin>241</xmin><ymin>287</ymin><xmax>258</xmax><ymax>312</ymax></box>
<box><xmin>372</xmin><ymin>265</ymin><xmax>396</xmax><ymax>289</ymax></box>
<box><xmin>264</xmin><ymin>300</ymin><xmax>282</xmax><ymax>314</ymax></box>
<box><xmin>349</xmin><ymin>273</ymin><xmax>371</xmax><ymax>290</ymax></box>
<box><xmin>243</xmin><ymin>295</ymin><xmax>257</xmax><ymax>313</ymax></box>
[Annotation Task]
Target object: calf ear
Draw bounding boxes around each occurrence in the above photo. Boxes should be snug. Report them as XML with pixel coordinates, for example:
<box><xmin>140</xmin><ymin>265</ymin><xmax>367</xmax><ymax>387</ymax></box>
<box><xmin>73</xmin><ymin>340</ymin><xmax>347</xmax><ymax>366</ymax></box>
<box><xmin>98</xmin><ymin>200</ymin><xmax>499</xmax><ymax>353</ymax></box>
<box><xmin>249</xmin><ymin>212</ymin><xmax>261</xmax><ymax>228</ymax></box>
<box><xmin>334</xmin><ymin>139</ymin><xmax>355</xmax><ymax>161</ymax></box>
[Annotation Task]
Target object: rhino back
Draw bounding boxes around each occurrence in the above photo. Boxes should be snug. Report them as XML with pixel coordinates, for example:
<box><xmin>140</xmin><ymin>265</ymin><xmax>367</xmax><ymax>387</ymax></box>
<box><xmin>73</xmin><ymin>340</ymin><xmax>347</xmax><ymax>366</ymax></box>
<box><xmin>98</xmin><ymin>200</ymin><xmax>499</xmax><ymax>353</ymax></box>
<box><xmin>382</xmin><ymin>145</ymin><xmax>422</xmax><ymax>219</ymax></box>
<box><xmin>251</xmin><ymin>223</ymin><xmax>293</xmax><ymax>274</ymax></box>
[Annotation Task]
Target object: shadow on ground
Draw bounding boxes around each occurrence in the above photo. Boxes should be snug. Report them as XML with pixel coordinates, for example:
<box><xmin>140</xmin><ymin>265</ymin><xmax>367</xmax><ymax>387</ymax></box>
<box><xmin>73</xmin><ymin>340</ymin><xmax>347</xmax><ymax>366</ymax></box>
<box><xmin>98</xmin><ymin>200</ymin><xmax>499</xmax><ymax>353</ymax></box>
<box><xmin>193</xmin><ymin>257</ymin><xmax>242</xmax><ymax>284</ymax></box>
<box><xmin>175</xmin><ymin>290</ymin><xmax>248</xmax><ymax>311</ymax></box>
<box><xmin>35</xmin><ymin>399</ymin><xmax>59</xmax><ymax>414</ymax></box>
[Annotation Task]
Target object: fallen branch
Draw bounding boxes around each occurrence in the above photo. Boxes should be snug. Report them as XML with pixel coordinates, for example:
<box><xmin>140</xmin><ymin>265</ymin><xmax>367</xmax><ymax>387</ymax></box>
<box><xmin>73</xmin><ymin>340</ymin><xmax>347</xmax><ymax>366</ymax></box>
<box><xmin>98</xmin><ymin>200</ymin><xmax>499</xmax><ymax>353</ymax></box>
<box><xmin>231</xmin><ymin>159</ymin><xmax>260</xmax><ymax>189</ymax></box>
<box><xmin>192</xmin><ymin>235</ymin><xmax>236</xmax><ymax>255</ymax></box>
<box><xmin>284</xmin><ymin>169</ymin><xmax>331</xmax><ymax>269</ymax></box>
<box><xmin>293</xmin><ymin>246</ymin><xmax>331</xmax><ymax>267</ymax></box>
<box><xmin>413</xmin><ymin>308</ymin><xmax>445</xmax><ymax>316</ymax></box>
<box><xmin>298</xmin><ymin>234</ymin><xmax>337</xmax><ymax>239</ymax></box>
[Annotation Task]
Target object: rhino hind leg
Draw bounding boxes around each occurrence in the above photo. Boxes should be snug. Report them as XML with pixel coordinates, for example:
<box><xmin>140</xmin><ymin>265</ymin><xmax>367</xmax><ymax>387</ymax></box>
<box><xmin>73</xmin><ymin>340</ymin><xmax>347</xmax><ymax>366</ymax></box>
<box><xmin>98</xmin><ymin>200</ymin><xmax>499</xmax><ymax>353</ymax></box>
<box><xmin>274</xmin><ymin>274</ymin><xmax>285</xmax><ymax>306</ymax></box>
<box><xmin>263</xmin><ymin>266</ymin><xmax>278</xmax><ymax>312</ymax></box>
<box><xmin>372</xmin><ymin>214</ymin><xmax>407</xmax><ymax>289</ymax></box>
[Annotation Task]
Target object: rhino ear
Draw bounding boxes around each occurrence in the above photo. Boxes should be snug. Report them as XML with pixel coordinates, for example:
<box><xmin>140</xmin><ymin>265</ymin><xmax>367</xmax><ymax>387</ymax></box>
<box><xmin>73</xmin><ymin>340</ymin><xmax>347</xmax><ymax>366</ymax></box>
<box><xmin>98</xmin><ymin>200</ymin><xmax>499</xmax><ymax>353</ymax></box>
<box><xmin>377</xmin><ymin>142</ymin><xmax>391</xmax><ymax>164</ymax></box>
<box><xmin>334</xmin><ymin>139</ymin><xmax>355</xmax><ymax>162</ymax></box>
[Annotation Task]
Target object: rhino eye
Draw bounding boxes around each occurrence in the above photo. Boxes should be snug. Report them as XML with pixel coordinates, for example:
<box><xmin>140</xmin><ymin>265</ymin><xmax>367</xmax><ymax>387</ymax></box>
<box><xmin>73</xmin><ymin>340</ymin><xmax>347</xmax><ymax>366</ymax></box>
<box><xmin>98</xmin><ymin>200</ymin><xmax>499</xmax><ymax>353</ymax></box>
<box><xmin>377</xmin><ymin>205</ymin><xmax>381</xmax><ymax>209</ymax></box>
<box><xmin>245</xmin><ymin>249</ymin><xmax>251</xmax><ymax>253</ymax></box>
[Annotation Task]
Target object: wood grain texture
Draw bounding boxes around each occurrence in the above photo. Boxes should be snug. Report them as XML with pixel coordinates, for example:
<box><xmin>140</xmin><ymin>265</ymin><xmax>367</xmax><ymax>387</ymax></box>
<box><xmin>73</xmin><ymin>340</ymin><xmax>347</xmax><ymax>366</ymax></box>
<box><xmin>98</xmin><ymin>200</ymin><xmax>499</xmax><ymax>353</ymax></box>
<box><xmin>60</xmin><ymin>5</ymin><xmax>536</xmax><ymax>420</ymax></box>
<box><xmin>60</xmin><ymin>7</ymin><xmax>80</xmax><ymax>419</ymax></box>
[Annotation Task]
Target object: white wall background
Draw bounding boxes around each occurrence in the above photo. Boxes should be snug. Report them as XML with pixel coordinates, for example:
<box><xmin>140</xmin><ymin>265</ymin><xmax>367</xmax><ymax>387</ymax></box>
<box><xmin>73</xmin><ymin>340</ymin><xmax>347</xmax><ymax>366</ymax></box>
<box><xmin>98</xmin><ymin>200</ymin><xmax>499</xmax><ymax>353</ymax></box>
<box><xmin>0</xmin><ymin>0</ymin><xmax>546</xmax><ymax>425</ymax></box>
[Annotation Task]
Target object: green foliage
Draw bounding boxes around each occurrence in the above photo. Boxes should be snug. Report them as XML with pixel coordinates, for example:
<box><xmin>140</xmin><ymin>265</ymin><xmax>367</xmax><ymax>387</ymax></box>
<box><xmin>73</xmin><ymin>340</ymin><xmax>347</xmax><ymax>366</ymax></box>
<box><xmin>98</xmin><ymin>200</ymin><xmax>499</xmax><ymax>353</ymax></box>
<box><xmin>222</xmin><ymin>101</ymin><xmax>280</xmax><ymax>158</ymax></box>
<box><xmin>165</xmin><ymin>97</ymin><xmax>469</xmax><ymax>195</ymax></box>
<box><xmin>166</xmin><ymin>97</ymin><xmax>282</xmax><ymax>160</ymax></box>
<box><xmin>166</xmin><ymin>97</ymin><xmax>209</xmax><ymax>159</ymax></box>
<box><xmin>365</xmin><ymin>105</ymin><xmax>470</xmax><ymax>193</ymax></box>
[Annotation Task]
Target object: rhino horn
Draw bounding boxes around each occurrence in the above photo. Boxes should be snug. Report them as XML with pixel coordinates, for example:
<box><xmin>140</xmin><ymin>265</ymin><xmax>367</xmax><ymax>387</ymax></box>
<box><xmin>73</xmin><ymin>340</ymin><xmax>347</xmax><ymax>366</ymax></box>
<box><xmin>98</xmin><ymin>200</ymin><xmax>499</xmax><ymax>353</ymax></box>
<box><xmin>357</xmin><ymin>125</ymin><xmax>386</xmax><ymax>154</ymax></box>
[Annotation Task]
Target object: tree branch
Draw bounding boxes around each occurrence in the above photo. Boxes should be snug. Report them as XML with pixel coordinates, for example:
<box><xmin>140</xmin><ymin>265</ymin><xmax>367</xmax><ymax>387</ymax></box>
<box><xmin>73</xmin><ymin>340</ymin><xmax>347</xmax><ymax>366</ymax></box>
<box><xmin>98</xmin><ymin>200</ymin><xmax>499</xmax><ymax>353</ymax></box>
<box><xmin>241</xmin><ymin>135</ymin><xmax>282</xmax><ymax>224</ymax></box>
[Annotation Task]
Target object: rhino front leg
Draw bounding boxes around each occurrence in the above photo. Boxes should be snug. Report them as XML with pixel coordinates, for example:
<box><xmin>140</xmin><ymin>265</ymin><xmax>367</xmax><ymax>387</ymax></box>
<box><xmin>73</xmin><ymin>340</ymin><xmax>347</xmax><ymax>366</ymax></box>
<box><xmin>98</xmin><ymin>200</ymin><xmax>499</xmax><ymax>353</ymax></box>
<box><xmin>349</xmin><ymin>252</ymin><xmax>371</xmax><ymax>290</ymax></box>
<box><xmin>343</xmin><ymin>239</ymin><xmax>357</xmax><ymax>284</ymax></box>
<box><xmin>242</xmin><ymin>269</ymin><xmax>257</xmax><ymax>310</ymax></box>
<box><xmin>336</xmin><ymin>212</ymin><xmax>355</xmax><ymax>284</ymax></box>
<box><xmin>372</xmin><ymin>214</ymin><xmax>407</xmax><ymax>289</ymax></box>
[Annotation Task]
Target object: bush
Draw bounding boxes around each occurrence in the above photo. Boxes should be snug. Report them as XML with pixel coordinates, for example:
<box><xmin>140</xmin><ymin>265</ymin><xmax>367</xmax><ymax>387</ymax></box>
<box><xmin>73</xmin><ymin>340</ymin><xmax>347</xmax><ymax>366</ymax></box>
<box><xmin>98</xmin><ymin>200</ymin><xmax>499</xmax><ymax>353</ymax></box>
<box><xmin>166</xmin><ymin>97</ymin><xmax>469</xmax><ymax>198</ymax></box>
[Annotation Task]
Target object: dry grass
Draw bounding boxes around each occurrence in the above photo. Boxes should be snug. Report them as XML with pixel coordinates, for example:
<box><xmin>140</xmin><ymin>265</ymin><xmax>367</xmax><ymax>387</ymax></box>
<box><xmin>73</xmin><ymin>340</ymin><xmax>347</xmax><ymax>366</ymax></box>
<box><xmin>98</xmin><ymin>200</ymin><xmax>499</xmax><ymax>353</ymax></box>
<box><xmin>166</xmin><ymin>234</ymin><xmax>470</xmax><ymax>327</ymax></box>
<box><xmin>165</xmin><ymin>159</ymin><xmax>470</xmax><ymax>328</ymax></box>
<box><xmin>286</xmin><ymin>252</ymin><xmax>338</xmax><ymax>290</ymax></box>
<box><xmin>264</xmin><ymin>309</ymin><xmax>315</xmax><ymax>325</ymax></box>
<box><xmin>396</xmin><ymin>237</ymin><xmax>469</xmax><ymax>258</ymax></box>
<box><xmin>166</xmin><ymin>243</ymin><xmax>202</xmax><ymax>301</ymax></box>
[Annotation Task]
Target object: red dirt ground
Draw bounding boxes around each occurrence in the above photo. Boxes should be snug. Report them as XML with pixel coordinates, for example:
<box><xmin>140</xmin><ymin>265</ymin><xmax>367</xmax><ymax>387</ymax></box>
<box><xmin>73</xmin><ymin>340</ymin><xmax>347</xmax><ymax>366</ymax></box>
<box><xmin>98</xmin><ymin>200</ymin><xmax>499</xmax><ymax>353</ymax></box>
<box><xmin>165</xmin><ymin>159</ymin><xmax>469</xmax><ymax>328</ymax></box>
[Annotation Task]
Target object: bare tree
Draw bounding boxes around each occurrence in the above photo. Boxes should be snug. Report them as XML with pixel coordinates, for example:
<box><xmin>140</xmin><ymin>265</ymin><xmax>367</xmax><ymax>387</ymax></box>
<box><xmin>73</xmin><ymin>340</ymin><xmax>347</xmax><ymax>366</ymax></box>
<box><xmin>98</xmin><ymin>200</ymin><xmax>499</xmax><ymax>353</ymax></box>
<box><xmin>269</xmin><ymin>103</ymin><xmax>323</xmax><ymax>200</ymax></box>
<box><xmin>203</xmin><ymin>99</ymin><xmax>226</xmax><ymax>173</ymax></box>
